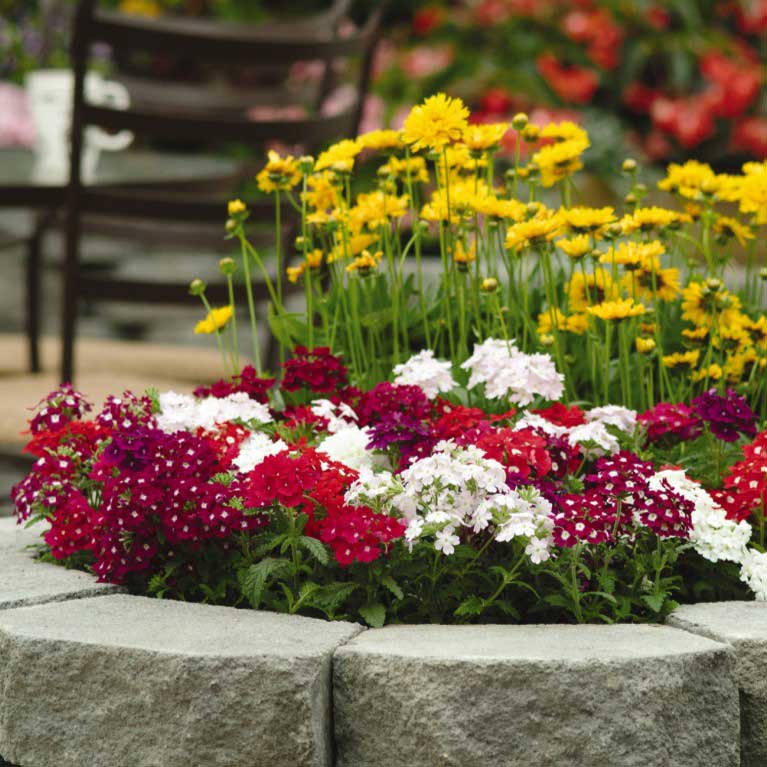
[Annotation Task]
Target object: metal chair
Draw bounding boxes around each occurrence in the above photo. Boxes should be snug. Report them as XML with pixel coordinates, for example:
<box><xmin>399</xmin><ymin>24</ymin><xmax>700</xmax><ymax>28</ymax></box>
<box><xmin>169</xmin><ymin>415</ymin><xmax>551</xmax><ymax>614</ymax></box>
<box><xmin>60</xmin><ymin>0</ymin><xmax>383</xmax><ymax>382</ymax></box>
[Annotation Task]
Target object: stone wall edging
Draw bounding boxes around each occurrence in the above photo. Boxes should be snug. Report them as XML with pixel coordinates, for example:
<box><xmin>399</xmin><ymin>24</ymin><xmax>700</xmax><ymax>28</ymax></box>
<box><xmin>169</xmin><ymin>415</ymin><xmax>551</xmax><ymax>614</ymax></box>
<box><xmin>0</xmin><ymin>518</ymin><xmax>761</xmax><ymax>767</ymax></box>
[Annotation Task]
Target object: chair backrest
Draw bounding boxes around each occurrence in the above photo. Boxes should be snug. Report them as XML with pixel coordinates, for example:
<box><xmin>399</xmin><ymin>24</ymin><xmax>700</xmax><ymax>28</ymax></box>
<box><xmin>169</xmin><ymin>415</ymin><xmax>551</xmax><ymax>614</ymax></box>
<box><xmin>60</xmin><ymin>0</ymin><xmax>384</xmax><ymax>382</ymax></box>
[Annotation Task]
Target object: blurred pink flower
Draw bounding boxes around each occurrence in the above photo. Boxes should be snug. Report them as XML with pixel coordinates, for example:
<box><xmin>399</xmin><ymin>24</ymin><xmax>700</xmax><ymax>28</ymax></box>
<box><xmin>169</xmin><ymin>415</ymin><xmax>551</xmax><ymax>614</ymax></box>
<box><xmin>358</xmin><ymin>94</ymin><xmax>385</xmax><ymax>134</ymax></box>
<box><xmin>246</xmin><ymin>104</ymin><xmax>308</xmax><ymax>122</ymax></box>
<box><xmin>0</xmin><ymin>83</ymin><xmax>35</xmax><ymax>147</ymax></box>
<box><xmin>402</xmin><ymin>45</ymin><xmax>455</xmax><ymax>79</ymax></box>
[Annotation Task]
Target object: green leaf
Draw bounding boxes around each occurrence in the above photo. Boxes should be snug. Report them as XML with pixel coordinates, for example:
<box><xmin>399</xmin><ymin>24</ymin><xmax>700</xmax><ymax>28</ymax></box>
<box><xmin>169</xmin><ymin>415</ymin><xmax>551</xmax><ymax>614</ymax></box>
<box><xmin>641</xmin><ymin>594</ymin><xmax>666</xmax><ymax>614</ymax></box>
<box><xmin>454</xmin><ymin>595</ymin><xmax>485</xmax><ymax>618</ymax></box>
<box><xmin>239</xmin><ymin>558</ymin><xmax>292</xmax><ymax>609</ymax></box>
<box><xmin>306</xmin><ymin>582</ymin><xmax>359</xmax><ymax>618</ymax></box>
<box><xmin>298</xmin><ymin>536</ymin><xmax>330</xmax><ymax>566</ymax></box>
<box><xmin>380</xmin><ymin>575</ymin><xmax>404</xmax><ymax>601</ymax></box>
<box><xmin>267</xmin><ymin>307</ymin><xmax>305</xmax><ymax>348</ymax></box>
<box><xmin>359</xmin><ymin>602</ymin><xmax>386</xmax><ymax>628</ymax></box>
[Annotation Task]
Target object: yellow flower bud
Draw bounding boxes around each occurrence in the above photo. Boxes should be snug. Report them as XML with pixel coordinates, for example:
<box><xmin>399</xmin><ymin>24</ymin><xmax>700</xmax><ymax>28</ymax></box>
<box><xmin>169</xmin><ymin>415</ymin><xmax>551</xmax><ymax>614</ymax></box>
<box><xmin>511</xmin><ymin>112</ymin><xmax>529</xmax><ymax>131</ymax></box>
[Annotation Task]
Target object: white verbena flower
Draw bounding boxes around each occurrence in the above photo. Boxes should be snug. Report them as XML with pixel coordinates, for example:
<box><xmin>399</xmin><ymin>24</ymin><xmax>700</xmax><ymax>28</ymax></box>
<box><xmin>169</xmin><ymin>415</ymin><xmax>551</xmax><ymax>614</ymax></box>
<box><xmin>567</xmin><ymin>421</ymin><xmax>620</xmax><ymax>457</ymax></box>
<box><xmin>156</xmin><ymin>391</ymin><xmax>272</xmax><ymax>433</ymax></box>
<box><xmin>650</xmin><ymin>469</ymin><xmax>751</xmax><ymax>563</ymax></box>
<box><xmin>435</xmin><ymin>527</ymin><xmax>460</xmax><ymax>555</ymax></box>
<box><xmin>740</xmin><ymin>548</ymin><xmax>767</xmax><ymax>600</ymax></box>
<box><xmin>310</xmin><ymin>399</ymin><xmax>359</xmax><ymax>433</ymax></box>
<box><xmin>393</xmin><ymin>349</ymin><xmax>457</xmax><ymax>399</ymax></box>
<box><xmin>461</xmin><ymin>338</ymin><xmax>564</xmax><ymax>405</ymax></box>
<box><xmin>318</xmin><ymin>425</ymin><xmax>386</xmax><ymax>472</ymax></box>
<box><xmin>586</xmin><ymin>405</ymin><xmax>638</xmax><ymax>435</ymax></box>
<box><xmin>233</xmin><ymin>432</ymin><xmax>288</xmax><ymax>473</ymax></box>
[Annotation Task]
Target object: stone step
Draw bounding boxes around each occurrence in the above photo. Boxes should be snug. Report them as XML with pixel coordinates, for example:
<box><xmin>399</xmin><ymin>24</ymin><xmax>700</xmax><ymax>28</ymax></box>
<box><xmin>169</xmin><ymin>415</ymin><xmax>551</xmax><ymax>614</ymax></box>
<box><xmin>0</xmin><ymin>594</ymin><xmax>362</xmax><ymax>767</ymax></box>
<box><xmin>333</xmin><ymin>623</ymin><xmax>741</xmax><ymax>767</ymax></box>
<box><xmin>0</xmin><ymin>517</ymin><xmax>120</xmax><ymax>610</ymax></box>
<box><xmin>669</xmin><ymin>601</ymin><xmax>767</xmax><ymax>767</ymax></box>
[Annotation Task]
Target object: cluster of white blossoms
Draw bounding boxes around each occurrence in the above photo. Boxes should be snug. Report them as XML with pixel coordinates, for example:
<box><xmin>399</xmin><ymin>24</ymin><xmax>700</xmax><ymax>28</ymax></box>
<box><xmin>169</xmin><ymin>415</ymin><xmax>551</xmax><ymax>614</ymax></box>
<box><xmin>317</xmin><ymin>426</ymin><xmax>383</xmax><ymax>472</ymax></box>
<box><xmin>310</xmin><ymin>399</ymin><xmax>359</xmax><ymax>433</ymax></box>
<box><xmin>393</xmin><ymin>350</ymin><xmax>457</xmax><ymax>398</ymax></box>
<box><xmin>460</xmin><ymin>338</ymin><xmax>564</xmax><ymax>406</ymax></box>
<box><xmin>157</xmin><ymin>391</ymin><xmax>272</xmax><ymax>433</ymax></box>
<box><xmin>739</xmin><ymin>549</ymin><xmax>767</xmax><ymax>600</ymax></box>
<box><xmin>650</xmin><ymin>470</ymin><xmax>752</xmax><ymax>563</ymax></box>
<box><xmin>514</xmin><ymin>405</ymin><xmax>638</xmax><ymax>458</ymax></box>
<box><xmin>233</xmin><ymin>432</ymin><xmax>288</xmax><ymax>473</ymax></box>
<box><xmin>345</xmin><ymin>440</ymin><xmax>553</xmax><ymax>560</ymax></box>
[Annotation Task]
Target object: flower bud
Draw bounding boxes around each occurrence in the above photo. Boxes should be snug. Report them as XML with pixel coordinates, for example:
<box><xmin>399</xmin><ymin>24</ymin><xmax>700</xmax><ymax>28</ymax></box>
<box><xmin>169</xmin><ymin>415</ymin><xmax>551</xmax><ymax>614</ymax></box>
<box><xmin>294</xmin><ymin>236</ymin><xmax>307</xmax><ymax>250</ymax></box>
<box><xmin>526</xmin><ymin>201</ymin><xmax>541</xmax><ymax>218</ymax></box>
<box><xmin>511</xmin><ymin>112</ymin><xmax>529</xmax><ymax>131</ymax></box>
<box><xmin>297</xmin><ymin>156</ymin><xmax>314</xmax><ymax>174</ymax></box>
<box><xmin>760</xmin><ymin>267</ymin><xmax>767</xmax><ymax>281</ymax></box>
<box><xmin>481</xmin><ymin>277</ymin><xmax>498</xmax><ymax>293</ymax></box>
<box><xmin>188</xmin><ymin>278</ymin><xmax>206</xmax><ymax>296</ymax></box>
<box><xmin>624</xmin><ymin>193</ymin><xmax>637</xmax><ymax>206</ymax></box>
<box><xmin>225</xmin><ymin>218</ymin><xmax>237</xmax><ymax>232</ymax></box>
<box><xmin>218</xmin><ymin>257</ymin><xmax>236</xmax><ymax>275</ymax></box>
<box><xmin>621</xmin><ymin>158</ymin><xmax>637</xmax><ymax>173</ymax></box>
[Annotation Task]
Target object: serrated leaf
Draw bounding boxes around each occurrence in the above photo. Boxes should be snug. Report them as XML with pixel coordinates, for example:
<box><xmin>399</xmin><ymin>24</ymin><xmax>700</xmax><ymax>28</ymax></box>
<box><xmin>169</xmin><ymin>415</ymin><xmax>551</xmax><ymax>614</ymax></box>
<box><xmin>239</xmin><ymin>558</ymin><xmax>291</xmax><ymax>609</ymax></box>
<box><xmin>359</xmin><ymin>602</ymin><xmax>386</xmax><ymax>628</ymax></box>
<box><xmin>454</xmin><ymin>595</ymin><xmax>485</xmax><ymax>617</ymax></box>
<box><xmin>298</xmin><ymin>536</ymin><xmax>329</xmax><ymax>565</ymax></box>
<box><xmin>641</xmin><ymin>594</ymin><xmax>666</xmax><ymax>614</ymax></box>
<box><xmin>306</xmin><ymin>582</ymin><xmax>358</xmax><ymax>616</ymax></box>
<box><xmin>380</xmin><ymin>575</ymin><xmax>404</xmax><ymax>601</ymax></box>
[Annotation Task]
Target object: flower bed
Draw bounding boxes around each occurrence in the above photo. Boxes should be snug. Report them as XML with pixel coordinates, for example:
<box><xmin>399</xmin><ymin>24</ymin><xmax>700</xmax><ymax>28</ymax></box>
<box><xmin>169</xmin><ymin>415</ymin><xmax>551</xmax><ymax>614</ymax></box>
<box><xmin>11</xmin><ymin>94</ymin><xmax>767</xmax><ymax>627</ymax></box>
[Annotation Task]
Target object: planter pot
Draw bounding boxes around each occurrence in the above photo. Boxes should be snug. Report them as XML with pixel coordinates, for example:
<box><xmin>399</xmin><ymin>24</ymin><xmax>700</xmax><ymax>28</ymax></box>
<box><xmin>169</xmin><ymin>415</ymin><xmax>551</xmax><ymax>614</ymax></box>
<box><xmin>24</xmin><ymin>68</ymin><xmax>133</xmax><ymax>184</ymax></box>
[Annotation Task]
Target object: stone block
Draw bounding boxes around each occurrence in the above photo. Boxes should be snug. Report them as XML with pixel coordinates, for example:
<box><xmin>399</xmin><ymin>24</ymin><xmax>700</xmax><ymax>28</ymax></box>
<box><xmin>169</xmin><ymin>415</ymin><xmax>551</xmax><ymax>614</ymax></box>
<box><xmin>669</xmin><ymin>601</ymin><xmax>767</xmax><ymax>767</ymax></box>
<box><xmin>333</xmin><ymin>623</ymin><xmax>739</xmax><ymax>767</ymax></box>
<box><xmin>0</xmin><ymin>595</ymin><xmax>362</xmax><ymax>767</ymax></box>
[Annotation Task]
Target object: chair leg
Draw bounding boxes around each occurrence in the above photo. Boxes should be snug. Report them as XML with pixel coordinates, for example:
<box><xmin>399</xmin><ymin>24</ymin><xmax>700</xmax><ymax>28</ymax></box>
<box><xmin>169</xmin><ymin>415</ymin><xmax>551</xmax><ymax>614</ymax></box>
<box><xmin>25</xmin><ymin>217</ymin><xmax>45</xmax><ymax>373</ymax></box>
<box><xmin>61</xmin><ymin>213</ymin><xmax>80</xmax><ymax>385</ymax></box>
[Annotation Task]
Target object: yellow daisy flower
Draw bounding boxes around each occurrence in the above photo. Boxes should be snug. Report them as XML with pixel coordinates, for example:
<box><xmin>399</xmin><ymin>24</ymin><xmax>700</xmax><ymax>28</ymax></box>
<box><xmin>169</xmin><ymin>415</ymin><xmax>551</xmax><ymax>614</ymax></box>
<box><xmin>682</xmin><ymin>326</ymin><xmax>709</xmax><ymax>346</ymax></box>
<box><xmin>357</xmin><ymin>130</ymin><xmax>403</xmax><ymax>151</ymax></box>
<box><xmin>532</xmin><ymin>137</ymin><xmax>589</xmax><ymax>187</ymax></box>
<box><xmin>346</xmin><ymin>249</ymin><xmax>382</xmax><ymax>275</ymax></box>
<box><xmin>713</xmin><ymin>215</ymin><xmax>754</xmax><ymax>246</ymax></box>
<box><xmin>256</xmin><ymin>150</ymin><xmax>302</xmax><ymax>193</ymax></box>
<box><xmin>620</xmin><ymin>206</ymin><xmax>686</xmax><ymax>233</ymax></box>
<box><xmin>379</xmin><ymin>155</ymin><xmax>429</xmax><ymax>184</ymax></box>
<box><xmin>559</xmin><ymin>206</ymin><xmax>615</xmax><ymax>234</ymax></box>
<box><xmin>588</xmin><ymin>298</ymin><xmax>646</xmax><ymax>322</ymax></box>
<box><xmin>691</xmin><ymin>364</ymin><xmax>723</xmax><ymax>383</ymax></box>
<box><xmin>538</xmin><ymin>121</ymin><xmax>589</xmax><ymax>144</ymax></box>
<box><xmin>315</xmin><ymin>139</ymin><xmax>362</xmax><ymax>173</ymax></box>
<box><xmin>402</xmin><ymin>93</ymin><xmax>469</xmax><ymax>152</ymax></box>
<box><xmin>557</xmin><ymin>234</ymin><xmax>591</xmax><ymax>261</ymax></box>
<box><xmin>681</xmin><ymin>281</ymin><xmax>742</xmax><ymax>328</ymax></box>
<box><xmin>505</xmin><ymin>212</ymin><xmax>562</xmax><ymax>250</ymax></box>
<box><xmin>194</xmin><ymin>305</ymin><xmax>233</xmax><ymax>335</ymax></box>
<box><xmin>462</xmin><ymin>123</ymin><xmax>509</xmax><ymax>152</ymax></box>
<box><xmin>566</xmin><ymin>268</ymin><xmax>619</xmax><ymax>312</ymax></box>
<box><xmin>662</xmin><ymin>350</ymin><xmax>700</xmax><ymax>370</ymax></box>
<box><xmin>629</xmin><ymin>265</ymin><xmax>681</xmax><ymax>303</ymax></box>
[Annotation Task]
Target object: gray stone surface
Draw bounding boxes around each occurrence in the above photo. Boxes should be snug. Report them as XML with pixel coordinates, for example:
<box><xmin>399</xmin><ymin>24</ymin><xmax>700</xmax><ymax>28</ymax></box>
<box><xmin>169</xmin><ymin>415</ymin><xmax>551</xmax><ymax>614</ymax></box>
<box><xmin>333</xmin><ymin>623</ymin><xmax>740</xmax><ymax>767</ymax></box>
<box><xmin>669</xmin><ymin>601</ymin><xmax>767</xmax><ymax>767</ymax></box>
<box><xmin>0</xmin><ymin>517</ymin><xmax>120</xmax><ymax>609</ymax></box>
<box><xmin>0</xmin><ymin>594</ymin><xmax>362</xmax><ymax>767</ymax></box>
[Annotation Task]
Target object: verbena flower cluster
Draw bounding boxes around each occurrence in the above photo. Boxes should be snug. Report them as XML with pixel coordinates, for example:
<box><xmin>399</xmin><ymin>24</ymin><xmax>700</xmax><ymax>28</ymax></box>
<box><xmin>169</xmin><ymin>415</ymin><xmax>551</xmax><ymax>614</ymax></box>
<box><xmin>13</xmin><ymin>342</ymin><xmax>767</xmax><ymax>626</ymax></box>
